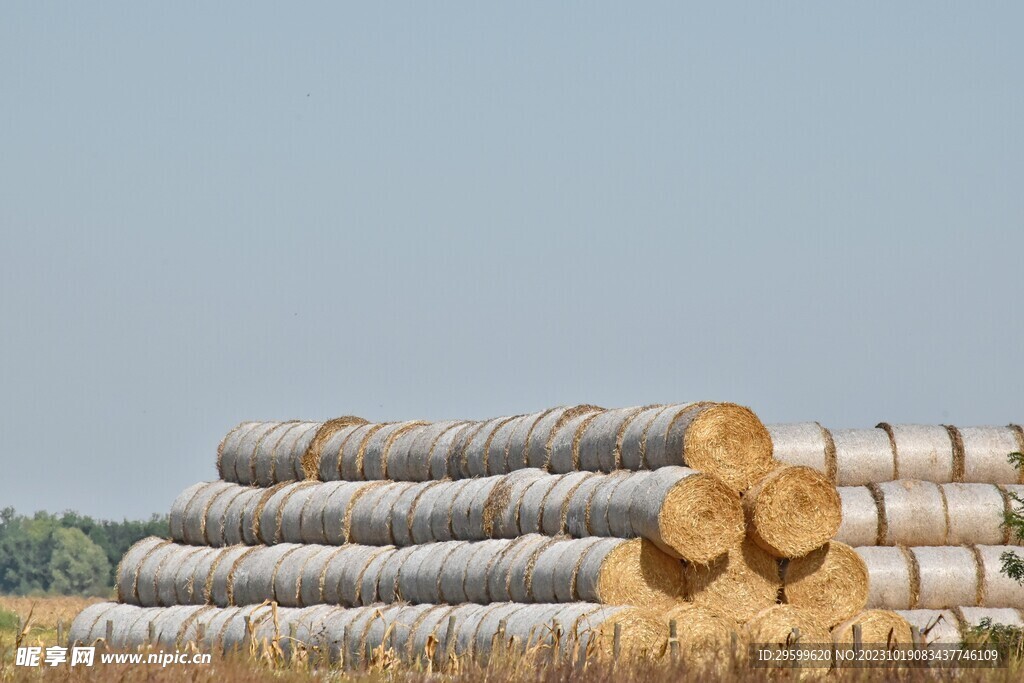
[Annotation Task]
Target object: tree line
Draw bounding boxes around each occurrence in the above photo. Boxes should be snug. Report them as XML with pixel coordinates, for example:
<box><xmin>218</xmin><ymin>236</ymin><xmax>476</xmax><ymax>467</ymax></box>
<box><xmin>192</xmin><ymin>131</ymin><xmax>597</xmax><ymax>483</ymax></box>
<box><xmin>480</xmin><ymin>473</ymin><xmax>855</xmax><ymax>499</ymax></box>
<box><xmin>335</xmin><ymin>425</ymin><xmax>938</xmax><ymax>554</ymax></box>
<box><xmin>0</xmin><ymin>507</ymin><xmax>168</xmax><ymax>596</ymax></box>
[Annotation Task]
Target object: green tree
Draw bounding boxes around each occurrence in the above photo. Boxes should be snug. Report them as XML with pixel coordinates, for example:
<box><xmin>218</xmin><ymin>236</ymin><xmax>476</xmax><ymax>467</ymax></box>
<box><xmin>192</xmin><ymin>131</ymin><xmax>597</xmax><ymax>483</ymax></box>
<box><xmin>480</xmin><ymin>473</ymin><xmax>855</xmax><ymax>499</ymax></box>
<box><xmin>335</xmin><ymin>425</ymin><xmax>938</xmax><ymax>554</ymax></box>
<box><xmin>47</xmin><ymin>527</ymin><xmax>111</xmax><ymax>596</ymax></box>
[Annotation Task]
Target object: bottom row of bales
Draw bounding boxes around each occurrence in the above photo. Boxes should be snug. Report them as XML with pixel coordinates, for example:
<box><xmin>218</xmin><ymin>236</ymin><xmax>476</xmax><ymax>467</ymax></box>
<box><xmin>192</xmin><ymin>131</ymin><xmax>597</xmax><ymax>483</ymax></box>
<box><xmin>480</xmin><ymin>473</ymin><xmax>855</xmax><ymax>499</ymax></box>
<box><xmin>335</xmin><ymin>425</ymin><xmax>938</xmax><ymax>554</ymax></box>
<box><xmin>74</xmin><ymin>601</ymin><xmax>987</xmax><ymax>668</ymax></box>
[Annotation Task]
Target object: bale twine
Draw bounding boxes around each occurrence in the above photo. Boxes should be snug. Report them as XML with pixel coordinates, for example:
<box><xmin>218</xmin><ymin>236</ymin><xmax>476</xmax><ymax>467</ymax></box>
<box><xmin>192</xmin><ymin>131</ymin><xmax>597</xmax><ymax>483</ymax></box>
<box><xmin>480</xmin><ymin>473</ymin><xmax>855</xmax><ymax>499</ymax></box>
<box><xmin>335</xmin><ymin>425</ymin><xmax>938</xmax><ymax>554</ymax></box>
<box><xmin>685</xmin><ymin>540</ymin><xmax>782</xmax><ymax>623</ymax></box>
<box><xmin>832</xmin><ymin>428</ymin><xmax>895</xmax><ymax>486</ymax></box>
<box><xmin>744</xmin><ymin>465</ymin><xmax>841</xmax><ymax>557</ymax></box>
<box><xmin>831</xmin><ymin>610</ymin><xmax>913</xmax><ymax>645</ymax></box>
<box><xmin>745</xmin><ymin>605</ymin><xmax>830</xmax><ymax>645</ymax></box>
<box><xmin>548</xmin><ymin>409</ymin><xmax>607</xmax><ymax>474</ymax></box>
<box><xmin>960</xmin><ymin>426</ymin><xmax>1022</xmax><ymax>484</ymax></box>
<box><xmin>782</xmin><ymin>542</ymin><xmax>869</xmax><ymax>627</ymax></box>
<box><xmin>643</xmin><ymin>402</ymin><xmax>774</xmax><ymax>492</ymax></box>
<box><xmin>300</xmin><ymin>416</ymin><xmax>369</xmax><ymax>480</ymax></box>
<box><xmin>877</xmin><ymin>423</ymin><xmax>955</xmax><ymax>483</ymax></box>
<box><xmin>768</xmin><ymin>422</ymin><xmax>831</xmax><ymax>476</ymax></box>
<box><xmin>663</xmin><ymin>603</ymin><xmax>737</xmax><ymax>653</ymax></box>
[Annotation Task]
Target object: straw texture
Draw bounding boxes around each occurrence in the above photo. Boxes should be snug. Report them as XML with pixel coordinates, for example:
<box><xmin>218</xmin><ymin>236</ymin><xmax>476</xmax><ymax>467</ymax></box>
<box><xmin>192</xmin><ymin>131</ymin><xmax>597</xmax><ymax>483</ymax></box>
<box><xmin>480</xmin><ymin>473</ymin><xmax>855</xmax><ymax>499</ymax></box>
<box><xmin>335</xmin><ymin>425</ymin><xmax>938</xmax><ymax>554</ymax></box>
<box><xmin>684</xmin><ymin>540</ymin><xmax>782</xmax><ymax>622</ymax></box>
<box><xmin>744</xmin><ymin>465</ymin><xmax>841</xmax><ymax>557</ymax></box>
<box><xmin>782</xmin><ymin>542</ymin><xmax>869</xmax><ymax>627</ymax></box>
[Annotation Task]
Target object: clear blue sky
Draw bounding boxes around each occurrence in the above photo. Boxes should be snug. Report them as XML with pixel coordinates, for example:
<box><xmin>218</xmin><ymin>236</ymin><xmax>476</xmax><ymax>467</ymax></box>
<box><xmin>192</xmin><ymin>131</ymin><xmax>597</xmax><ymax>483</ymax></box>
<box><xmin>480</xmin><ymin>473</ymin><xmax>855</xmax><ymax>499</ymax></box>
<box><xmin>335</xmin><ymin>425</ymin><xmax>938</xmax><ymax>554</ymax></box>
<box><xmin>1</xmin><ymin>3</ymin><xmax>1021</xmax><ymax>519</ymax></box>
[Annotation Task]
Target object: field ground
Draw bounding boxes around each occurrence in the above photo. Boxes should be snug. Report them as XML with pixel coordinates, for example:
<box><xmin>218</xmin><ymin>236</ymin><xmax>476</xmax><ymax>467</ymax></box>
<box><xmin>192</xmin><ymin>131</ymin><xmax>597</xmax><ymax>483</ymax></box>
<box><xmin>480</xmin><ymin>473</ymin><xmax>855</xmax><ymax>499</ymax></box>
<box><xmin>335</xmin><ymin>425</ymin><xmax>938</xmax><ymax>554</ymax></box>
<box><xmin>3</xmin><ymin>597</ymin><xmax>1024</xmax><ymax>682</ymax></box>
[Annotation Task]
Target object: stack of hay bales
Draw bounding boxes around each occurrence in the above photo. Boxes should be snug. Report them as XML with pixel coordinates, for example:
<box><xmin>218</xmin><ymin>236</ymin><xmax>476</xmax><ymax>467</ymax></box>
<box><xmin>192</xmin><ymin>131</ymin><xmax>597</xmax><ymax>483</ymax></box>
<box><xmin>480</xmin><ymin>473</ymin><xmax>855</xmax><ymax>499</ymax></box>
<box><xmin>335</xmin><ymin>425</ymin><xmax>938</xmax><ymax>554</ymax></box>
<box><xmin>772</xmin><ymin>422</ymin><xmax>1024</xmax><ymax>645</ymax></box>
<box><xmin>70</xmin><ymin>401</ymin><xmax>869</xmax><ymax>666</ymax></box>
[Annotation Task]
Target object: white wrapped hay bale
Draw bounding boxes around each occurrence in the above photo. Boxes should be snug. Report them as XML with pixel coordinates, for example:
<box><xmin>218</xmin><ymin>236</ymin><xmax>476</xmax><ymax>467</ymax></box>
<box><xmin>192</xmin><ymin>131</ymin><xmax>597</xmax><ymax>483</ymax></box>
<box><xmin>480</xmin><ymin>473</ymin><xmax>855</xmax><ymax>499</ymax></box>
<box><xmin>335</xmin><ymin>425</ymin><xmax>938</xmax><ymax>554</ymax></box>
<box><xmin>833</xmin><ymin>428</ymin><xmax>896</xmax><ymax>486</ymax></box>
<box><xmin>858</xmin><ymin>545</ymin><xmax>1024</xmax><ymax>610</ymax></box>
<box><xmin>300</xmin><ymin>416</ymin><xmax>369</xmax><ymax>480</ymax></box>
<box><xmin>548</xmin><ymin>409</ymin><xmax>607</xmax><ymax>474</ymax></box>
<box><xmin>360</xmin><ymin>420</ymin><xmax>428</xmax><ymax>481</ymax></box>
<box><xmin>767</xmin><ymin>422</ymin><xmax>832</xmax><ymax>477</ymax></box>
<box><xmin>835</xmin><ymin>486</ymin><xmax>880</xmax><ymax>547</ymax></box>
<box><xmin>524</xmin><ymin>406</ymin><xmax>603</xmax><ymax>470</ymax></box>
<box><xmin>878</xmin><ymin>423</ymin><xmax>956</xmax><ymax>483</ymax></box>
<box><xmin>960</xmin><ymin>426</ymin><xmax>1024</xmax><ymax>485</ymax></box>
<box><xmin>463</xmin><ymin>415</ymin><xmax>521</xmax><ymax>478</ymax></box>
<box><xmin>218</xmin><ymin>421</ymin><xmax>320</xmax><ymax>486</ymax></box>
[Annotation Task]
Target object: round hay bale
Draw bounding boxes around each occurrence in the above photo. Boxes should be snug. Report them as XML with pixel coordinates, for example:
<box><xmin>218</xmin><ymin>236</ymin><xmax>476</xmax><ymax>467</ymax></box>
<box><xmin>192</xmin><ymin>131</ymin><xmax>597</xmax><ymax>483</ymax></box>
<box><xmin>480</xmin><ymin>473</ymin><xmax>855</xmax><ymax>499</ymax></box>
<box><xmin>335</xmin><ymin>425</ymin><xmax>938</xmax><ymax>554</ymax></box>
<box><xmin>914</xmin><ymin>546</ymin><xmax>977</xmax><ymax>610</ymax></box>
<box><xmin>254</xmin><ymin>484</ymin><xmax>295</xmax><ymax>545</ymax></box>
<box><xmin>380</xmin><ymin>422</ymin><xmax>430</xmax><ymax>482</ymax></box>
<box><xmin>431</xmin><ymin>478</ymin><xmax>474</xmax><ymax>542</ymax></box>
<box><xmin>490</xmin><ymin>469</ymin><xmax>547</xmax><ymax>537</ymax></box>
<box><xmin>832</xmin><ymin>428</ymin><xmax>896</xmax><ymax>486</ymax></box>
<box><xmin>835</xmin><ymin>486</ymin><xmax>880</xmax><ymax>547</ymax></box>
<box><xmin>273</xmin><ymin>545</ymin><xmax>321</xmax><ymax>607</ymax></box>
<box><xmin>448</xmin><ymin>604</ymin><xmax>492</xmax><ymax>658</ymax></box>
<box><xmin>206</xmin><ymin>485</ymin><xmax>253</xmax><ymax>546</ymax></box>
<box><xmin>317</xmin><ymin>606</ymin><xmax>361</xmax><ymax>663</ymax></box>
<box><xmin>68</xmin><ymin>602</ymin><xmax>119</xmax><ymax>644</ymax></box>
<box><xmin>362</xmin><ymin>482</ymin><xmax>417</xmax><ymax>546</ymax></box>
<box><xmin>960</xmin><ymin>426</ymin><xmax>1021</xmax><ymax>484</ymax></box>
<box><xmin>117</xmin><ymin>537</ymin><xmax>166</xmax><ymax>603</ymax></box>
<box><xmin>578</xmin><ymin>406</ymin><xmax>659</xmax><ymax>473</ymax></box>
<box><xmin>357</xmin><ymin>547</ymin><xmax>399</xmax><ymax>605</ymax></box>
<box><xmin>338</xmin><ymin>423</ymin><xmax>389</xmax><ymax>482</ymax></box>
<box><xmin>768</xmin><ymin>422</ymin><xmax>831</xmax><ymax>477</ymax></box>
<box><xmin>323</xmin><ymin>546</ymin><xmax>382</xmax><ymax>606</ymax></box>
<box><xmin>464</xmin><ymin>416</ymin><xmax>518</xmax><ymax>477</ymax></box>
<box><xmin>243</xmin><ymin>483</ymin><xmax>289</xmax><ymax>545</ymax></box>
<box><xmin>469</xmin><ymin>476</ymin><xmax>504</xmax><ymax>538</ymax></box>
<box><xmin>375</xmin><ymin>546</ymin><xmax>419</xmax><ymax>604</ymax></box>
<box><xmin>618</xmin><ymin>406</ymin><xmax>673</xmax><ymax>471</ymax></box>
<box><xmin>505</xmin><ymin>410</ymin><xmax>552</xmax><ymax>472</ymax></box>
<box><xmin>389</xmin><ymin>480</ymin><xmax>434</xmax><ymax>547</ymax></box>
<box><xmin>217</xmin><ymin>422</ymin><xmax>259</xmax><ymax>482</ymax></box>
<box><xmin>160</xmin><ymin>546</ymin><xmax>203</xmax><ymax>606</ymax></box>
<box><xmin>135</xmin><ymin>542</ymin><xmax>178</xmax><ymax>607</ymax></box>
<box><xmin>540</xmin><ymin>472</ymin><xmax>595</xmax><ymax>536</ymax></box>
<box><xmin>564</xmin><ymin>474</ymin><xmax>607</xmax><ymax>539</ymax></box>
<box><xmin>379</xmin><ymin>603</ymin><xmax>435</xmax><ymax>663</ymax></box>
<box><xmin>228</xmin><ymin>544</ymin><xmax>288</xmax><ymax>606</ymax></box>
<box><xmin>407</xmin><ymin>604</ymin><xmax>457</xmax><ymax>664</ymax></box>
<box><xmin>500</xmin><ymin>604</ymin><xmax>561</xmax><ymax>651</ymax></box>
<box><xmin>320</xmin><ymin>481</ymin><xmax>372</xmax><ymax>544</ymax></box>
<box><xmin>744</xmin><ymin>465</ymin><xmax>841</xmax><ymax>557</ymax></box>
<box><xmin>745</xmin><ymin>605</ymin><xmax>830</xmax><ymax>645</ymax></box>
<box><xmin>516</xmin><ymin>476</ymin><xmax>560</xmax><ymax>535</ymax></box>
<box><xmin>439</xmin><ymin>540</ymin><xmax>488</xmax><ymax>603</ymax></box>
<box><xmin>223</xmin><ymin>422</ymin><xmax>277</xmax><ymax>484</ymax></box>
<box><xmin>428</xmin><ymin>422</ymin><xmax>474</xmax><ymax>481</ymax></box>
<box><xmin>878</xmin><ymin>423</ymin><xmax>955</xmax><ymax>483</ymax></box>
<box><xmin>487</xmin><ymin>415</ymin><xmax>528</xmax><ymax>476</ymax></box>
<box><xmin>250</xmin><ymin>422</ymin><xmax>302</xmax><ymax>485</ymax></box>
<box><xmin>856</xmin><ymin>546</ymin><xmax>915</xmax><ymax>610</ymax></box>
<box><xmin>782</xmin><ymin>542</ymin><xmax>869</xmax><ymax>627</ymax></box>
<box><xmin>411</xmin><ymin>542</ymin><xmax>460</xmax><ymax>605</ymax></box>
<box><xmin>488</xmin><ymin>535</ymin><xmax>548</xmax><ymax>603</ymax></box>
<box><xmin>222</xmin><ymin>488</ymin><xmax>262</xmax><ymax>546</ymax></box>
<box><xmin>169</xmin><ymin>482</ymin><xmax>206</xmax><ymax>541</ymax></box>
<box><xmin>582</xmin><ymin>471</ymin><xmax>631</xmax><ymax>537</ymax></box>
<box><xmin>526</xmin><ymin>405</ymin><xmax>604</xmax><ymax>471</ymax></box>
<box><xmin>643</xmin><ymin>402</ymin><xmax>774</xmax><ymax>492</ymax></box>
<box><xmin>449</xmin><ymin>421</ymin><xmax>490</xmax><ymax>480</ymax></box>
<box><xmin>301</xmin><ymin>416</ymin><xmax>369</xmax><ymax>480</ymax></box>
<box><xmin>575</xmin><ymin>538</ymin><xmax>684</xmax><ymax>609</ymax></box>
<box><xmin>409</xmin><ymin>481</ymin><xmax>451</xmax><ymax>544</ymax></box>
<box><xmin>508</xmin><ymin>537</ymin><xmax>561</xmax><ymax>603</ymax></box>
<box><xmin>663</xmin><ymin>603</ymin><xmax>737</xmax><ymax>653</ymax></box>
<box><xmin>206</xmin><ymin>546</ymin><xmax>253</xmax><ymax>607</ymax></box>
<box><xmin>632</xmin><ymin>467</ymin><xmax>744</xmax><ymax>563</ymax></box>
<box><xmin>451</xmin><ymin>479</ymin><xmax>496</xmax><ymax>540</ymax></box>
<box><xmin>685</xmin><ymin>540</ymin><xmax>782</xmax><ymax>623</ymax></box>
<box><xmin>317</xmin><ymin>424</ymin><xmax>367</xmax><ymax>482</ymax></box>
<box><xmin>945</xmin><ymin>484</ymin><xmax>1012</xmax><ymax>546</ymax></box>
<box><xmin>548</xmin><ymin>409</ymin><xmax>606</xmax><ymax>474</ymax></box>
<box><xmin>279</xmin><ymin>484</ymin><xmax>317</xmax><ymax>544</ymax></box>
<box><xmin>296</xmin><ymin>546</ymin><xmax>337</xmax><ymax>607</ymax></box>
<box><xmin>581</xmin><ymin>606</ymin><xmax>664</xmax><ymax>658</ymax></box>
<box><xmin>362</xmin><ymin>421</ymin><xmax>428</xmax><ymax>481</ymax></box>
<box><xmin>832</xmin><ymin>610</ymin><xmax>913</xmax><ymax>645</ymax></box>
<box><xmin>473</xmin><ymin>603</ymin><xmax>532</xmax><ymax>659</ymax></box>
<box><xmin>276</xmin><ymin>421</ymin><xmax>321</xmax><ymax>482</ymax></box>
<box><xmin>975</xmin><ymin>545</ymin><xmax>1024</xmax><ymax>607</ymax></box>
<box><xmin>175</xmin><ymin>546</ymin><xmax>218</xmax><ymax>605</ymax></box>
<box><xmin>876</xmin><ymin>480</ymin><xmax>946</xmax><ymax>546</ymax></box>
<box><xmin>960</xmin><ymin>606</ymin><xmax>1024</xmax><ymax>629</ymax></box>
<box><xmin>606</xmin><ymin>472</ymin><xmax>654</xmax><ymax>539</ymax></box>
<box><xmin>529</xmin><ymin>538</ymin><xmax>582</xmax><ymax>603</ymax></box>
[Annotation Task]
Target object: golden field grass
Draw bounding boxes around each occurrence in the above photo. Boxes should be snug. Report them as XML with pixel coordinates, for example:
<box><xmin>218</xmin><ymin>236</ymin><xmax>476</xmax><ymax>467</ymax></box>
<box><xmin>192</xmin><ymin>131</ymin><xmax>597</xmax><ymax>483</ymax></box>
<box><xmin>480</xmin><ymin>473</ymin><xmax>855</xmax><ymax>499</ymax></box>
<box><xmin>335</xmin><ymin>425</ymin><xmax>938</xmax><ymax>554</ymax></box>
<box><xmin>2</xmin><ymin>596</ymin><xmax>1024</xmax><ymax>682</ymax></box>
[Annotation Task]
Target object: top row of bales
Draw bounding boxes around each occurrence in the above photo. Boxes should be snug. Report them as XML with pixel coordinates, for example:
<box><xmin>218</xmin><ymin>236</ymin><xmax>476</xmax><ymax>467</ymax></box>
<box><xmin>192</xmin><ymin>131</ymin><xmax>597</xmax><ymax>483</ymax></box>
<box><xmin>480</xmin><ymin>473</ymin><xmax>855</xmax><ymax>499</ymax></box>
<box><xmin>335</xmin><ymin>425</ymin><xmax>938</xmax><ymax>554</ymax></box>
<box><xmin>769</xmin><ymin>423</ymin><xmax>1024</xmax><ymax>485</ymax></box>
<box><xmin>217</xmin><ymin>403</ymin><xmax>776</xmax><ymax>492</ymax></box>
